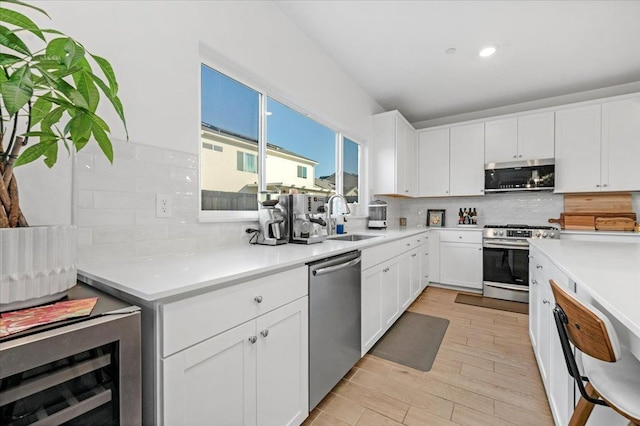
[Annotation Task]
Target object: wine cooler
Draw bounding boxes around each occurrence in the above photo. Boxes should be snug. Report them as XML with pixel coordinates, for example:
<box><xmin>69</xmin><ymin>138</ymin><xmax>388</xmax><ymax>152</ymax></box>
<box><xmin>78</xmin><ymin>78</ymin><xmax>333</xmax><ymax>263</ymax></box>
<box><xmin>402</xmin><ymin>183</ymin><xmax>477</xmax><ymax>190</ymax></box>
<box><xmin>0</xmin><ymin>285</ymin><xmax>141</xmax><ymax>425</ymax></box>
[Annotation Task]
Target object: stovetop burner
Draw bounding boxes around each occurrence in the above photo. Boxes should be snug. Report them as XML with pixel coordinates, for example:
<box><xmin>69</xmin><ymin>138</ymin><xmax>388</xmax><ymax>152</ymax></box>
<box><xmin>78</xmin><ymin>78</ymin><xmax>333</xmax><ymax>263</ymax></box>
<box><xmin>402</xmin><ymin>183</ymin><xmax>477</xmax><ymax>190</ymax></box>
<box><xmin>484</xmin><ymin>224</ymin><xmax>556</xmax><ymax>230</ymax></box>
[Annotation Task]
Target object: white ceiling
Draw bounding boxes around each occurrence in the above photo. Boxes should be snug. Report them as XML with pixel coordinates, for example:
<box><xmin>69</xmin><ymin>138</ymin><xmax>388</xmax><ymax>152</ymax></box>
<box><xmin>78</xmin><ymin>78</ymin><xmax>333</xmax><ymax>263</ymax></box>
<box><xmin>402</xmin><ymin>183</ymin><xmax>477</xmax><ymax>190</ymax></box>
<box><xmin>275</xmin><ymin>1</ymin><xmax>640</xmax><ymax>125</ymax></box>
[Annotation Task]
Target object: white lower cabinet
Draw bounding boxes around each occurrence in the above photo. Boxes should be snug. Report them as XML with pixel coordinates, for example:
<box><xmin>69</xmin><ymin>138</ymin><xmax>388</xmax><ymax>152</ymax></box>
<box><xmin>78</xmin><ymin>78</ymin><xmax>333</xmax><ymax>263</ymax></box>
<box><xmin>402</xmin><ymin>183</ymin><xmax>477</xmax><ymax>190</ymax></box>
<box><xmin>438</xmin><ymin>230</ymin><xmax>483</xmax><ymax>290</ymax></box>
<box><xmin>361</xmin><ymin>232</ymin><xmax>429</xmax><ymax>355</ymax></box>
<box><xmin>162</xmin><ymin>297</ymin><xmax>308</xmax><ymax>426</ymax></box>
<box><xmin>529</xmin><ymin>248</ymin><xmax>579</xmax><ymax>426</ymax></box>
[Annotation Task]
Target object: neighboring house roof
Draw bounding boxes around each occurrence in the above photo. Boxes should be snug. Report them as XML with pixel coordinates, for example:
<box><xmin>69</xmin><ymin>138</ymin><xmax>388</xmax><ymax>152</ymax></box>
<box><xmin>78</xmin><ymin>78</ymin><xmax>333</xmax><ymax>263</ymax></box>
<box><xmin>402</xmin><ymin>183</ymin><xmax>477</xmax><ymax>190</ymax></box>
<box><xmin>318</xmin><ymin>172</ymin><xmax>359</xmax><ymax>194</ymax></box>
<box><xmin>201</xmin><ymin>123</ymin><xmax>318</xmax><ymax>164</ymax></box>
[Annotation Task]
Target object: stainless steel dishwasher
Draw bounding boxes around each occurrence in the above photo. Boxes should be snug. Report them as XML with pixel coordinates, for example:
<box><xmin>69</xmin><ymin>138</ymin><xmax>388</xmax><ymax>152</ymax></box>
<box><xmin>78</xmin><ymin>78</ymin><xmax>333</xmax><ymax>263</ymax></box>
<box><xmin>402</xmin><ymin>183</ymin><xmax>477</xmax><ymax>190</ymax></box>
<box><xmin>308</xmin><ymin>250</ymin><xmax>361</xmax><ymax>410</ymax></box>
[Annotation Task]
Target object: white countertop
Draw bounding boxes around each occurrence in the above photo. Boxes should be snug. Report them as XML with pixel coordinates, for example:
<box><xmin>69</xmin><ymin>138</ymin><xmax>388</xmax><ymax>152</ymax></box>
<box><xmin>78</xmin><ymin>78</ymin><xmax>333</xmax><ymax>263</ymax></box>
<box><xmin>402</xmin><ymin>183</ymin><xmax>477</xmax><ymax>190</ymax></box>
<box><xmin>78</xmin><ymin>227</ymin><xmax>429</xmax><ymax>303</ymax></box>
<box><xmin>529</xmin><ymin>239</ymin><xmax>640</xmax><ymax>342</ymax></box>
<box><xmin>560</xmin><ymin>229</ymin><xmax>640</xmax><ymax>238</ymax></box>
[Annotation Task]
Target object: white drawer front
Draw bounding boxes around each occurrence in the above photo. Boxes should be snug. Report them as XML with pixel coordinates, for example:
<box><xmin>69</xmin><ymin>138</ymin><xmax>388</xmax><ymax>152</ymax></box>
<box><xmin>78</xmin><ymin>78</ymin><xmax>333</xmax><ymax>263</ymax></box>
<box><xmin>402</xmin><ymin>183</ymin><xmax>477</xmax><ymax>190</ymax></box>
<box><xmin>439</xmin><ymin>230</ymin><xmax>482</xmax><ymax>243</ymax></box>
<box><xmin>161</xmin><ymin>266</ymin><xmax>307</xmax><ymax>357</ymax></box>
<box><xmin>362</xmin><ymin>240</ymin><xmax>404</xmax><ymax>270</ymax></box>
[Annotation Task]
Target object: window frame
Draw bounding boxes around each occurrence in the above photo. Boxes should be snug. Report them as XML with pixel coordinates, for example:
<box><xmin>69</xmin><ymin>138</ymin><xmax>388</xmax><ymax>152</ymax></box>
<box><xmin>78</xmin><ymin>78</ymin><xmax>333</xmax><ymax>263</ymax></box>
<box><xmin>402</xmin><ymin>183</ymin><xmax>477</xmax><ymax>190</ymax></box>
<box><xmin>198</xmin><ymin>58</ymin><xmax>365</xmax><ymax>222</ymax></box>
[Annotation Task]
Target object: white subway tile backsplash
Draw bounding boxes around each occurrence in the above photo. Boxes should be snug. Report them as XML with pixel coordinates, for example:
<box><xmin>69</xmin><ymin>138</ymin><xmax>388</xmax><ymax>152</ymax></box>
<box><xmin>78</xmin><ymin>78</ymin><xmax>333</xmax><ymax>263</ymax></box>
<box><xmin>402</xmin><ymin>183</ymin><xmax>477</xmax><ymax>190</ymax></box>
<box><xmin>93</xmin><ymin>226</ymin><xmax>135</xmax><ymax>244</ymax></box>
<box><xmin>134</xmin><ymin>145</ymin><xmax>168</xmax><ymax>164</ymax></box>
<box><xmin>169</xmin><ymin>166</ymin><xmax>197</xmax><ymax>183</ymax></box>
<box><xmin>77</xmin><ymin>209</ymin><xmax>136</xmax><ymax>227</ymax></box>
<box><xmin>166</xmin><ymin>151</ymin><xmax>198</xmax><ymax>169</ymax></box>
<box><xmin>76</xmin><ymin>152</ymin><xmax>95</xmax><ymax>171</ymax></box>
<box><xmin>135</xmin><ymin>238</ymin><xmax>197</xmax><ymax>257</ymax></box>
<box><xmin>77</xmin><ymin>171</ymin><xmax>132</xmax><ymax>192</ymax></box>
<box><xmin>77</xmin><ymin>243</ymin><xmax>135</xmax><ymax>264</ymax></box>
<box><xmin>77</xmin><ymin>190</ymin><xmax>94</xmax><ymax>209</ymax></box>
<box><xmin>93</xmin><ymin>191</ymin><xmax>155</xmax><ymax>210</ymax></box>
<box><xmin>77</xmin><ymin>227</ymin><xmax>93</xmax><ymax>246</ymax></box>
<box><xmin>134</xmin><ymin>225</ymin><xmax>169</xmax><ymax>241</ymax></box>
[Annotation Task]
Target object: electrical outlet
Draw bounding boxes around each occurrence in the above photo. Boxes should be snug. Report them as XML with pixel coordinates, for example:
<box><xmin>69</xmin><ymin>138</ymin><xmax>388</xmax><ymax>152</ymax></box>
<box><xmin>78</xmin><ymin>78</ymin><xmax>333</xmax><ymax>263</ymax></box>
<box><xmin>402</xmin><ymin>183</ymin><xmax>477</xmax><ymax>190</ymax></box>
<box><xmin>156</xmin><ymin>194</ymin><xmax>172</xmax><ymax>218</ymax></box>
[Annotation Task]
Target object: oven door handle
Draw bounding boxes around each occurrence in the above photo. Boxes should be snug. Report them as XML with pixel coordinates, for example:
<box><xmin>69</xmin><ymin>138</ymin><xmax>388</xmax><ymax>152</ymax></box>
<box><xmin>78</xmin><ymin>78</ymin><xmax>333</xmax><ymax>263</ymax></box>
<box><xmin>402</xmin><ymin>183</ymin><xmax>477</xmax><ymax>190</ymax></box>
<box><xmin>482</xmin><ymin>241</ymin><xmax>529</xmax><ymax>250</ymax></box>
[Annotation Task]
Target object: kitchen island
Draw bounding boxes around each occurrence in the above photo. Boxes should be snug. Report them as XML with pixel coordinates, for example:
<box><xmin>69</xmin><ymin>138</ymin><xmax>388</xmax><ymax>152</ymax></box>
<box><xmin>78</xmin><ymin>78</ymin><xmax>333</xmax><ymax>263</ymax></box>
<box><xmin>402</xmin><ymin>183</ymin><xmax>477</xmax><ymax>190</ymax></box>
<box><xmin>528</xmin><ymin>239</ymin><xmax>640</xmax><ymax>425</ymax></box>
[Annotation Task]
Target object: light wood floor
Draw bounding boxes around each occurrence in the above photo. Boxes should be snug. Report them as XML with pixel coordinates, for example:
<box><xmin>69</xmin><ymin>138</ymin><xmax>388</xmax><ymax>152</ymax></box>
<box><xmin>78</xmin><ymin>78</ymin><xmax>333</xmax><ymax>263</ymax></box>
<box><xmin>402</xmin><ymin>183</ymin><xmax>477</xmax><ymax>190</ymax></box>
<box><xmin>303</xmin><ymin>286</ymin><xmax>554</xmax><ymax>426</ymax></box>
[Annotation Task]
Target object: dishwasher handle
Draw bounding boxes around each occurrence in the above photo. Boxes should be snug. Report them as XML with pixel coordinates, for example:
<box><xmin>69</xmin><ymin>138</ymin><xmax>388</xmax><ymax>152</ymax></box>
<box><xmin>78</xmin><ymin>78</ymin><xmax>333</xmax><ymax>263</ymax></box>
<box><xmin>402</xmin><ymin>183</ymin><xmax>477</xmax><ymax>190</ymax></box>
<box><xmin>312</xmin><ymin>257</ymin><xmax>361</xmax><ymax>276</ymax></box>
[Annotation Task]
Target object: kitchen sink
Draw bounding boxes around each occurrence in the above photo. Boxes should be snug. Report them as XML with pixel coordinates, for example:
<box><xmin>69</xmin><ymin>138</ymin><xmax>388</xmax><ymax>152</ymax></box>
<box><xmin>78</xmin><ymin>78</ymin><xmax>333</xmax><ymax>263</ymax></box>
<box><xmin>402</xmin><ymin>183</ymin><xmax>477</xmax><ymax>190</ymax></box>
<box><xmin>329</xmin><ymin>234</ymin><xmax>379</xmax><ymax>242</ymax></box>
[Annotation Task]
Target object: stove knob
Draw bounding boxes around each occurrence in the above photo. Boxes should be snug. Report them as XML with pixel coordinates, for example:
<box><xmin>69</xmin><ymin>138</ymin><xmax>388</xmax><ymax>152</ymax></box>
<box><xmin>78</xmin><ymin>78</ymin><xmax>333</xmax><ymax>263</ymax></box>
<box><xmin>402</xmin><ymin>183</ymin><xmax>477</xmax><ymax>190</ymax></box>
<box><xmin>534</xmin><ymin>231</ymin><xmax>541</xmax><ymax>238</ymax></box>
<box><xmin>549</xmin><ymin>232</ymin><xmax>556</xmax><ymax>238</ymax></box>
<box><xmin>498</xmin><ymin>230</ymin><xmax>504</xmax><ymax>236</ymax></box>
<box><xmin>542</xmin><ymin>232</ymin><xmax>548</xmax><ymax>238</ymax></box>
<box><xmin>492</xmin><ymin>230</ymin><xmax>498</xmax><ymax>236</ymax></box>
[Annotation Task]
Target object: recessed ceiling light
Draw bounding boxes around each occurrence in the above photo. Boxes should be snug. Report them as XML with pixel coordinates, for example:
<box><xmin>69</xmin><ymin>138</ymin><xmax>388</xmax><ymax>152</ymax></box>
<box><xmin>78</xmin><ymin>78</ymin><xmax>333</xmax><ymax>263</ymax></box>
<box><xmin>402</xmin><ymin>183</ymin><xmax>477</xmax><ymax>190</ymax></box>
<box><xmin>445</xmin><ymin>48</ymin><xmax>456</xmax><ymax>55</ymax></box>
<box><xmin>479</xmin><ymin>46</ymin><xmax>497</xmax><ymax>57</ymax></box>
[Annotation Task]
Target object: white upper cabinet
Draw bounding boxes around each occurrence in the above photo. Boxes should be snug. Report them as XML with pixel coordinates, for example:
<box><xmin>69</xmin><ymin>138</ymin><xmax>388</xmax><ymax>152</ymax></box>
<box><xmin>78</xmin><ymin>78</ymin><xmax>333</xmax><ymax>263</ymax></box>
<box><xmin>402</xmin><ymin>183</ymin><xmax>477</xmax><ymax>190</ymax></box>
<box><xmin>417</xmin><ymin>123</ymin><xmax>484</xmax><ymax>197</ymax></box>
<box><xmin>485</xmin><ymin>112</ymin><xmax>554</xmax><ymax>164</ymax></box>
<box><xmin>450</xmin><ymin>123</ymin><xmax>485</xmax><ymax>196</ymax></box>
<box><xmin>601</xmin><ymin>97</ymin><xmax>640</xmax><ymax>192</ymax></box>
<box><xmin>418</xmin><ymin>128</ymin><xmax>450</xmax><ymax>197</ymax></box>
<box><xmin>555</xmin><ymin>104</ymin><xmax>602</xmax><ymax>192</ymax></box>
<box><xmin>555</xmin><ymin>98</ymin><xmax>640</xmax><ymax>193</ymax></box>
<box><xmin>372</xmin><ymin>111</ymin><xmax>417</xmax><ymax>196</ymax></box>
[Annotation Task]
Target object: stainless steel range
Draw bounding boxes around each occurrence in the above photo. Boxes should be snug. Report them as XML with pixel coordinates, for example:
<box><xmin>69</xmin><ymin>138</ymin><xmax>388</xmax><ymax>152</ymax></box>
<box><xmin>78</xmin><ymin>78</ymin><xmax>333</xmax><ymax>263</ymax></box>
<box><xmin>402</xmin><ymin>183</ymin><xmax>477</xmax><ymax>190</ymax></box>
<box><xmin>482</xmin><ymin>224</ymin><xmax>559</xmax><ymax>303</ymax></box>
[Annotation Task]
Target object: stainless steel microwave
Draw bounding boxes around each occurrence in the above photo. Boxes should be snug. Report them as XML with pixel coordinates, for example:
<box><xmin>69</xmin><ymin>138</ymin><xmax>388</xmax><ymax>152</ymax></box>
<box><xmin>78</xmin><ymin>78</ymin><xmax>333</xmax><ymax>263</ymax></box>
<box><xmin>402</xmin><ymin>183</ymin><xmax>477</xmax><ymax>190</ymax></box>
<box><xmin>484</xmin><ymin>159</ymin><xmax>555</xmax><ymax>192</ymax></box>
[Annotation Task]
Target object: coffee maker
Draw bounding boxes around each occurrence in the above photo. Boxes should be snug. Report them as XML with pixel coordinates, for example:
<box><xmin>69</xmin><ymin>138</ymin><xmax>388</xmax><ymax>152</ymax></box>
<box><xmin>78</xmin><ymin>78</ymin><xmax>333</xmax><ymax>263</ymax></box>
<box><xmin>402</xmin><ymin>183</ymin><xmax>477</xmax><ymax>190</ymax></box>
<box><xmin>368</xmin><ymin>200</ymin><xmax>387</xmax><ymax>229</ymax></box>
<box><xmin>256</xmin><ymin>199</ymin><xmax>288</xmax><ymax>245</ymax></box>
<box><xmin>279</xmin><ymin>194</ymin><xmax>327</xmax><ymax>244</ymax></box>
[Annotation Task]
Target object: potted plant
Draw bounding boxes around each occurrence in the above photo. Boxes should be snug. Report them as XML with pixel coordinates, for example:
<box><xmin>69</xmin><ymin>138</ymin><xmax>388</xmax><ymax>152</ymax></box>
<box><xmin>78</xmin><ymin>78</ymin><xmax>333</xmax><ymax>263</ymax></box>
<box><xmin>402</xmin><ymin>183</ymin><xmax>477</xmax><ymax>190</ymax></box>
<box><xmin>0</xmin><ymin>0</ymin><xmax>127</xmax><ymax>311</ymax></box>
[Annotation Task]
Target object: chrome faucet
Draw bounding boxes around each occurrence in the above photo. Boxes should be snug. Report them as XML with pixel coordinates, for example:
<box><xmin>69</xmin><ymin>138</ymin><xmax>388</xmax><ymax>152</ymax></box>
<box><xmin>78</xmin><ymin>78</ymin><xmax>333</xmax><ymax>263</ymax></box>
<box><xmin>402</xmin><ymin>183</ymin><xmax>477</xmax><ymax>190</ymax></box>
<box><xmin>326</xmin><ymin>194</ymin><xmax>351</xmax><ymax>235</ymax></box>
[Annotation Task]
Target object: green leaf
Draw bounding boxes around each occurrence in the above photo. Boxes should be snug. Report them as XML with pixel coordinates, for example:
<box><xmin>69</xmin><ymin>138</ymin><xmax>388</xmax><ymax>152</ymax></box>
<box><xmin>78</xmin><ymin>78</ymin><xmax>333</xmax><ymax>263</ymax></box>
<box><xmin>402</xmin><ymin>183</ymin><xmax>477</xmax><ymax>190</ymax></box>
<box><xmin>22</xmin><ymin>130</ymin><xmax>58</xmax><ymax>139</ymax></box>
<box><xmin>86</xmin><ymin>110</ymin><xmax>110</xmax><ymax>133</ymax></box>
<box><xmin>43</xmin><ymin>141</ymin><xmax>58</xmax><ymax>167</ymax></box>
<box><xmin>73</xmin><ymin>70</ymin><xmax>99</xmax><ymax>112</ymax></box>
<box><xmin>0</xmin><ymin>0</ymin><xmax>50</xmax><ymax>19</ymax></box>
<box><xmin>1</xmin><ymin>64</ymin><xmax>33</xmax><ymax>116</ymax></box>
<box><xmin>0</xmin><ymin>7</ymin><xmax>45</xmax><ymax>41</ymax></box>
<box><xmin>91</xmin><ymin>121</ymin><xmax>113</xmax><ymax>163</ymax></box>
<box><xmin>90</xmin><ymin>54</ymin><xmax>118</xmax><ymax>94</ymax></box>
<box><xmin>13</xmin><ymin>141</ymin><xmax>50</xmax><ymax>167</ymax></box>
<box><xmin>0</xmin><ymin>52</ymin><xmax>21</xmax><ymax>65</ymax></box>
<box><xmin>30</xmin><ymin>96</ymin><xmax>52</xmax><ymax>125</ymax></box>
<box><xmin>45</xmin><ymin>37</ymin><xmax>85</xmax><ymax>71</ymax></box>
<box><xmin>0</xmin><ymin>24</ymin><xmax>31</xmax><ymax>55</ymax></box>
<box><xmin>41</xmin><ymin>105</ymin><xmax>64</xmax><ymax>129</ymax></box>
<box><xmin>91</xmin><ymin>74</ymin><xmax>127</xmax><ymax>138</ymax></box>
<box><xmin>68</xmin><ymin>111</ymin><xmax>92</xmax><ymax>150</ymax></box>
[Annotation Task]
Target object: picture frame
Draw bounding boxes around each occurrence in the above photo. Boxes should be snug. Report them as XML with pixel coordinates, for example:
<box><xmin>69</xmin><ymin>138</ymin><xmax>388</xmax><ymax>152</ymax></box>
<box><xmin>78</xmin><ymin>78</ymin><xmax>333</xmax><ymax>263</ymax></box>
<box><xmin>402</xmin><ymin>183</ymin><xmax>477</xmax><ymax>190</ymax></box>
<box><xmin>427</xmin><ymin>209</ymin><xmax>445</xmax><ymax>227</ymax></box>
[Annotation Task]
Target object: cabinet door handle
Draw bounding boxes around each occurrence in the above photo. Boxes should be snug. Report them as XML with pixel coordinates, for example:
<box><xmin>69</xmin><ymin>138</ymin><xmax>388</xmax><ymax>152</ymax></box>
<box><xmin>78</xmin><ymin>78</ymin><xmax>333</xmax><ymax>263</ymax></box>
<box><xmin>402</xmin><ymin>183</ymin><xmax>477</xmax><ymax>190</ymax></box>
<box><xmin>406</xmin><ymin>243</ymin><xmax>411</xmax><ymax>247</ymax></box>
<box><xmin>248</xmin><ymin>336</ymin><xmax>257</xmax><ymax>344</ymax></box>
<box><xmin>445</xmin><ymin>190</ymin><xmax>449</xmax><ymax>194</ymax></box>
<box><xmin>412</xmin><ymin>253</ymin><xmax>417</xmax><ymax>257</ymax></box>
<box><xmin>260</xmin><ymin>330</ymin><xmax>269</xmax><ymax>338</ymax></box>
<box><xmin>532</xmin><ymin>280</ymin><xmax>538</xmax><ymax>285</ymax></box>
<box><xmin>596</xmin><ymin>184</ymin><xmax>601</xmax><ymax>188</ymax></box>
<box><xmin>543</xmin><ymin>299</ymin><xmax>550</xmax><ymax>305</ymax></box>
<box><xmin>518</xmin><ymin>155</ymin><xmax>522</xmax><ymax>158</ymax></box>
<box><xmin>513</xmin><ymin>155</ymin><xmax>517</xmax><ymax>159</ymax></box>
<box><xmin>254</xmin><ymin>296</ymin><xmax>263</xmax><ymax>303</ymax></box>
<box><xmin>603</xmin><ymin>184</ymin><xmax>608</xmax><ymax>187</ymax></box>
<box><xmin>536</xmin><ymin>264</ymin><xmax>543</xmax><ymax>269</ymax></box>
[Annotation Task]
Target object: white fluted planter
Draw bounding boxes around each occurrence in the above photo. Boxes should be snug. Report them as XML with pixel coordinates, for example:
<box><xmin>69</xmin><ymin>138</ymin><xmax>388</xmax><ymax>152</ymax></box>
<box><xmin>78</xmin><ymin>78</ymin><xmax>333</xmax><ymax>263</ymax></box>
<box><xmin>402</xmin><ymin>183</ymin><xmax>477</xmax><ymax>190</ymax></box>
<box><xmin>1</xmin><ymin>226</ymin><xmax>77</xmax><ymax>312</ymax></box>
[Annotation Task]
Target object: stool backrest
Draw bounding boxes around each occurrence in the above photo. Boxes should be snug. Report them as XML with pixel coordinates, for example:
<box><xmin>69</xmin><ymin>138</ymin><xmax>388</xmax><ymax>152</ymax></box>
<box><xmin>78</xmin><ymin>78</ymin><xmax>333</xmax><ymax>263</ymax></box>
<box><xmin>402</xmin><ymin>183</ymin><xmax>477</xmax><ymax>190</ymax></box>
<box><xmin>549</xmin><ymin>280</ymin><xmax>620</xmax><ymax>362</ymax></box>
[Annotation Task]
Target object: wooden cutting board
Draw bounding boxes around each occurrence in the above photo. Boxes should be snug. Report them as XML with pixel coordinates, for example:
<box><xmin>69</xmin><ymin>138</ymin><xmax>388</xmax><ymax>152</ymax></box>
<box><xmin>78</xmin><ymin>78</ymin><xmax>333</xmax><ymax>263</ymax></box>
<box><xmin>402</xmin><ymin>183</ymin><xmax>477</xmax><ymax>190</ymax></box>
<box><xmin>595</xmin><ymin>217</ymin><xmax>636</xmax><ymax>231</ymax></box>
<box><xmin>564</xmin><ymin>192</ymin><xmax>633</xmax><ymax>213</ymax></box>
<box><xmin>549</xmin><ymin>212</ymin><xmax>637</xmax><ymax>230</ymax></box>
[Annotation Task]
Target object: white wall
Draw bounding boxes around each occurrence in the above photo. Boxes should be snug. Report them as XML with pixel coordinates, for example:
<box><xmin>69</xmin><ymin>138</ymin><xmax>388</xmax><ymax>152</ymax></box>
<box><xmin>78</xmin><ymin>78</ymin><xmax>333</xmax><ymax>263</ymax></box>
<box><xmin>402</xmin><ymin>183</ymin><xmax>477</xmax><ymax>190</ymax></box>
<box><xmin>16</xmin><ymin>1</ymin><xmax>382</xmax><ymax>261</ymax></box>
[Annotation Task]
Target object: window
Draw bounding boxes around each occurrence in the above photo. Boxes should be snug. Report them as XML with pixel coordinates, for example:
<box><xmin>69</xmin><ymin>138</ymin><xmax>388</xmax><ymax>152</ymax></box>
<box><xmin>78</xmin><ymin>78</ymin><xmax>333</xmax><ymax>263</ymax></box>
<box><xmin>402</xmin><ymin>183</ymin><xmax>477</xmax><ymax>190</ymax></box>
<box><xmin>200</xmin><ymin>63</ymin><xmax>363</xmax><ymax>220</ymax></box>
<box><xmin>266</xmin><ymin>97</ymin><xmax>335</xmax><ymax>196</ymax></box>
<box><xmin>343</xmin><ymin>137</ymin><xmax>360</xmax><ymax>204</ymax></box>
<box><xmin>237</xmin><ymin>152</ymin><xmax>257</xmax><ymax>173</ymax></box>
<box><xmin>200</xmin><ymin>64</ymin><xmax>260</xmax><ymax>212</ymax></box>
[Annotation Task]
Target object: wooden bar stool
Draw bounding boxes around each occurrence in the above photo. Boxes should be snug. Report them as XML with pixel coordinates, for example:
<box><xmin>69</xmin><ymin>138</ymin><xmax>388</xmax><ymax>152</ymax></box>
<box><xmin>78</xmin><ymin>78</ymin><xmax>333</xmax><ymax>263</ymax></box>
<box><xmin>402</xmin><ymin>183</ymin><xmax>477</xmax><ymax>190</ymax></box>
<box><xmin>550</xmin><ymin>279</ymin><xmax>640</xmax><ymax>425</ymax></box>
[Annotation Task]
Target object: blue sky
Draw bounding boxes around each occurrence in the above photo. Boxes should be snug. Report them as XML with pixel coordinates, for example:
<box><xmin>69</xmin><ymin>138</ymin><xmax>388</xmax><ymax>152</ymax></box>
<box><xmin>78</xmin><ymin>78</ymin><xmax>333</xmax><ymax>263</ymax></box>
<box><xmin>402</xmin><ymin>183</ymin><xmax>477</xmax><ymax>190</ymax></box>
<box><xmin>201</xmin><ymin>64</ymin><xmax>357</xmax><ymax>177</ymax></box>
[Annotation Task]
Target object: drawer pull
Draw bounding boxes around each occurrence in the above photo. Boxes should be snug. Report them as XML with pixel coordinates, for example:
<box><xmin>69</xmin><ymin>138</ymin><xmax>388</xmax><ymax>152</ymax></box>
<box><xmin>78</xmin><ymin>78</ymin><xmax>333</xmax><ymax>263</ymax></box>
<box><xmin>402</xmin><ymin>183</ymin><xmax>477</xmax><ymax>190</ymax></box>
<box><xmin>260</xmin><ymin>329</ymin><xmax>269</xmax><ymax>338</ymax></box>
<box><xmin>412</xmin><ymin>253</ymin><xmax>417</xmax><ymax>258</ymax></box>
<box><xmin>248</xmin><ymin>336</ymin><xmax>257</xmax><ymax>344</ymax></box>
<box><xmin>406</xmin><ymin>243</ymin><xmax>411</xmax><ymax>247</ymax></box>
<box><xmin>543</xmin><ymin>299</ymin><xmax>550</xmax><ymax>305</ymax></box>
<box><xmin>254</xmin><ymin>295</ymin><xmax>263</xmax><ymax>303</ymax></box>
<box><xmin>459</xmin><ymin>236</ymin><xmax>462</xmax><ymax>239</ymax></box>
<box><xmin>532</xmin><ymin>280</ymin><xmax>538</xmax><ymax>285</ymax></box>
<box><xmin>536</xmin><ymin>264</ymin><xmax>543</xmax><ymax>269</ymax></box>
